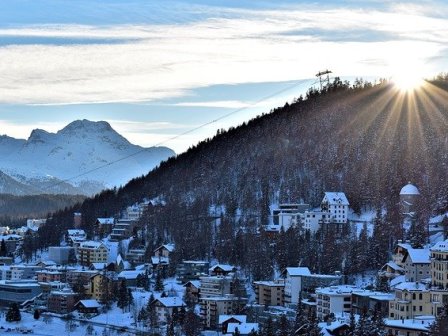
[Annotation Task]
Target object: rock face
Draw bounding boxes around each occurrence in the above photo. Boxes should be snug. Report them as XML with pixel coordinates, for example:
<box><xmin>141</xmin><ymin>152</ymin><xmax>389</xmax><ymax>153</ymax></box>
<box><xmin>0</xmin><ymin>119</ymin><xmax>175</xmax><ymax>195</ymax></box>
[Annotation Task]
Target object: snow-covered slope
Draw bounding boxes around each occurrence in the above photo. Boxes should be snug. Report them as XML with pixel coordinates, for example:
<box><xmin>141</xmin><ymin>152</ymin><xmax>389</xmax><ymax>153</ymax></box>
<box><xmin>0</xmin><ymin>120</ymin><xmax>175</xmax><ymax>195</ymax></box>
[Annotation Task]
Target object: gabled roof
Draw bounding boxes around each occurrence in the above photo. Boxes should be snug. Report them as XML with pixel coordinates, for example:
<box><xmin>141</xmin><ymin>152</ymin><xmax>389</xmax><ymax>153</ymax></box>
<box><xmin>404</xmin><ymin>249</ymin><xmax>430</xmax><ymax>264</ymax></box>
<box><xmin>79</xmin><ymin>241</ymin><xmax>107</xmax><ymax>249</ymax></box>
<box><xmin>323</xmin><ymin>192</ymin><xmax>349</xmax><ymax>205</ymax></box>
<box><xmin>76</xmin><ymin>299</ymin><xmax>101</xmax><ymax>308</ymax></box>
<box><xmin>155</xmin><ymin>243</ymin><xmax>175</xmax><ymax>252</ymax></box>
<box><xmin>431</xmin><ymin>240</ymin><xmax>448</xmax><ymax>252</ymax></box>
<box><xmin>154</xmin><ymin>297</ymin><xmax>185</xmax><ymax>308</ymax></box>
<box><xmin>184</xmin><ymin>280</ymin><xmax>201</xmax><ymax>289</ymax></box>
<box><xmin>218</xmin><ymin>315</ymin><xmax>247</xmax><ymax>324</ymax></box>
<box><xmin>67</xmin><ymin>229</ymin><xmax>85</xmax><ymax>236</ymax></box>
<box><xmin>227</xmin><ymin>323</ymin><xmax>259</xmax><ymax>334</ymax></box>
<box><xmin>97</xmin><ymin>218</ymin><xmax>114</xmax><ymax>225</ymax></box>
<box><xmin>209</xmin><ymin>264</ymin><xmax>236</xmax><ymax>272</ymax></box>
<box><xmin>285</xmin><ymin>267</ymin><xmax>311</xmax><ymax>276</ymax></box>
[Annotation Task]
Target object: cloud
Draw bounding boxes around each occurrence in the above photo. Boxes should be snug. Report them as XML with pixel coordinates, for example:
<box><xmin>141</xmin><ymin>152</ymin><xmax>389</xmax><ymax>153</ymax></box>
<box><xmin>0</xmin><ymin>4</ymin><xmax>447</xmax><ymax>105</ymax></box>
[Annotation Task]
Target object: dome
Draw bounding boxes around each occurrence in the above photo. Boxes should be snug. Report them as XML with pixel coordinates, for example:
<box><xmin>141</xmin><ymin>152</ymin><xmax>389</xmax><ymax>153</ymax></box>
<box><xmin>400</xmin><ymin>182</ymin><xmax>420</xmax><ymax>195</ymax></box>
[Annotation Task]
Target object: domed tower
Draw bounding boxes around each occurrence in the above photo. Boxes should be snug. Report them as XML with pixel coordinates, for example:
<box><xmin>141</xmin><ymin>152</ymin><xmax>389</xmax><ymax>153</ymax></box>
<box><xmin>400</xmin><ymin>182</ymin><xmax>420</xmax><ymax>216</ymax></box>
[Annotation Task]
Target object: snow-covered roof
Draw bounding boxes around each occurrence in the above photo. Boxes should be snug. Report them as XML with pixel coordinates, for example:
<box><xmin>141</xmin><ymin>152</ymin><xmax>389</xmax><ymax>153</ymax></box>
<box><xmin>97</xmin><ymin>218</ymin><xmax>114</xmax><ymax>225</ymax></box>
<box><xmin>118</xmin><ymin>270</ymin><xmax>145</xmax><ymax>279</ymax></box>
<box><xmin>79</xmin><ymin>241</ymin><xmax>107</xmax><ymax>249</ymax></box>
<box><xmin>323</xmin><ymin>192</ymin><xmax>349</xmax><ymax>205</ymax></box>
<box><xmin>384</xmin><ymin>317</ymin><xmax>433</xmax><ymax>331</ymax></box>
<box><xmin>285</xmin><ymin>267</ymin><xmax>311</xmax><ymax>276</ymax></box>
<box><xmin>394</xmin><ymin>281</ymin><xmax>429</xmax><ymax>291</ymax></box>
<box><xmin>384</xmin><ymin>261</ymin><xmax>404</xmax><ymax>271</ymax></box>
<box><xmin>155</xmin><ymin>297</ymin><xmax>185</xmax><ymax>307</ymax></box>
<box><xmin>151</xmin><ymin>256</ymin><xmax>169</xmax><ymax>265</ymax></box>
<box><xmin>77</xmin><ymin>299</ymin><xmax>101</xmax><ymax>308</ymax></box>
<box><xmin>316</xmin><ymin>285</ymin><xmax>359</xmax><ymax>295</ymax></box>
<box><xmin>227</xmin><ymin>323</ymin><xmax>259</xmax><ymax>334</ymax></box>
<box><xmin>67</xmin><ymin>229</ymin><xmax>85</xmax><ymax>236</ymax></box>
<box><xmin>90</xmin><ymin>263</ymin><xmax>107</xmax><ymax>270</ymax></box>
<box><xmin>405</xmin><ymin>248</ymin><xmax>430</xmax><ymax>264</ymax></box>
<box><xmin>430</xmin><ymin>240</ymin><xmax>448</xmax><ymax>252</ymax></box>
<box><xmin>184</xmin><ymin>280</ymin><xmax>201</xmax><ymax>288</ymax></box>
<box><xmin>400</xmin><ymin>183</ymin><xmax>420</xmax><ymax>195</ymax></box>
<box><xmin>218</xmin><ymin>315</ymin><xmax>247</xmax><ymax>324</ymax></box>
<box><xmin>209</xmin><ymin>264</ymin><xmax>236</xmax><ymax>272</ymax></box>
<box><xmin>390</xmin><ymin>275</ymin><xmax>406</xmax><ymax>288</ymax></box>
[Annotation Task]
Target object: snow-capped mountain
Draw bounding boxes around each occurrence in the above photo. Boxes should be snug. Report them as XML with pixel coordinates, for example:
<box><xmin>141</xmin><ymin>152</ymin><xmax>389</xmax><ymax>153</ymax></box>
<box><xmin>0</xmin><ymin>120</ymin><xmax>175</xmax><ymax>195</ymax></box>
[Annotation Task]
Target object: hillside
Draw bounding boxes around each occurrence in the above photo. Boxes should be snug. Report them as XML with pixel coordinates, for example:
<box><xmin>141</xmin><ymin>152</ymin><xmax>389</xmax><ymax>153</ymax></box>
<box><xmin>39</xmin><ymin>79</ymin><xmax>448</xmax><ymax>273</ymax></box>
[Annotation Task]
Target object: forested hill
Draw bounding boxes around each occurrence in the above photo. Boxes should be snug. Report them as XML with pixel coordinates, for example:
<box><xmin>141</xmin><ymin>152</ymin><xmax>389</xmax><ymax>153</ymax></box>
<box><xmin>41</xmin><ymin>78</ymin><xmax>448</xmax><ymax>249</ymax></box>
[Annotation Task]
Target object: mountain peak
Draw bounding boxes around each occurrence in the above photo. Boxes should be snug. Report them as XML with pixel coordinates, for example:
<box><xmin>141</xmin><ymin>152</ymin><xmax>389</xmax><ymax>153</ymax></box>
<box><xmin>28</xmin><ymin>128</ymin><xmax>52</xmax><ymax>143</ymax></box>
<box><xmin>59</xmin><ymin>119</ymin><xmax>113</xmax><ymax>134</ymax></box>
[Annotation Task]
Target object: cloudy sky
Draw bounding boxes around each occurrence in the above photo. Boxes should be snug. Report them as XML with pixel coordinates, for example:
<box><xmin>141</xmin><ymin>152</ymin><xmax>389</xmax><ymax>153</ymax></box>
<box><xmin>1</xmin><ymin>0</ymin><xmax>447</xmax><ymax>153</ymax></box>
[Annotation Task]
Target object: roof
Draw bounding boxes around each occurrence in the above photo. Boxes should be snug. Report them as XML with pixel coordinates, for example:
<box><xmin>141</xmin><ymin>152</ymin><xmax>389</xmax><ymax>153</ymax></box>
<box><xmin>227</xmin><ymin>323</ymin><xmax>259</xmax><ymax>334</ymax></box>
<box><xmin>97</xmin><ymin>218</ymin><xmax>114</xmax><ymax>225</ymax></box>
<box><xmin>79</xmin><ymin>241</ymin><xmax>107</xmax><ymax>249</ymax></box>
<box><xmin>384</xmin><ymin>317</ymin><xmax>433</xmax><ymax>331</ymax></box>
<box><xmin>67</xmin><ymin>229</ymin><xmax>85</xmax><ymax>235</ymax></box>
<box><xmin>431</xmin><ymin>240</ymin><xmax>448</xmax><ymax>252</ymax></box>
<box><xmin>316</xmin><ymin>285</ymin><xmax>359</xmax><ymax>295</ymax></box>
<box><xmin>210</xmin><ymin>264</ymin><xmax>235</xmax><ymax>272</ymax></box>
<box><xmin>394</xmin><ymin>281</ymin><xmax>429</xmax><ymax>291</ymax></box>
<box><xmin>404</xmin><ymin>248</ymin><xmax>430</xmax><ymax>264</ymax></box>
<box><xmin>400</xmin><ymin>183</ymin><xmax>420</xmax><ymax>195</ymax></box>
<box><xmin>184</xmin><ymin>280</ymin><xmax>201</xmax><ymax>288</ymax></box>
<box><xmin>323</xmin><ymin>192</ymin><xmax>349</xmax><ymax>205</ymax></box>
<box><xmin>285</xmin><ymin>267</ymin><xmax>311</xmax><ymax>276</ymax></box>
<box><xmin>383</xmin><ymin>261</ymin><xmax>404</xmax><ymax>271</ymax></box>
<box><xmin>155</xmin><ymin>297</ymin><xmax>185</xmax><ymax>308</ymax></box>
<box><xmin>77</xmin><ymin>299</ymin><xmax>101</xmax><ymax>308</ymax></box>
<box><xmin>151</xmin><ymin>256</ymin><xmax>169</xmax><ymax>265</ymax></box>
<box><xmin>118</xmin><ymin>270</ymin><xmax>145</xmax><ymax>279</ymax></box>
<box><xmin>218</xmin><ymin>315</ymin><xmax>247</xmax><ymax>324</ymax></box>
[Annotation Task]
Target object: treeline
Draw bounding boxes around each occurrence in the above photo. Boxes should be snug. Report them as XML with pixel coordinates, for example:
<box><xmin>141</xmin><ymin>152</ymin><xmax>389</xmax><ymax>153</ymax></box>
<box><xmin>0</xmin><ymin>194</ymin><xmax>85</xmax><ymax>220</ymax></box>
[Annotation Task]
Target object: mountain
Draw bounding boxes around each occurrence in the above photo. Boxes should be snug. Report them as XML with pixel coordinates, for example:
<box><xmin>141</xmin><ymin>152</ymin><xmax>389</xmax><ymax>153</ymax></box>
<box><xmin>0</xmin><ymin>119</ymin><xmax>175</xmax><ymax>195</ymax></box>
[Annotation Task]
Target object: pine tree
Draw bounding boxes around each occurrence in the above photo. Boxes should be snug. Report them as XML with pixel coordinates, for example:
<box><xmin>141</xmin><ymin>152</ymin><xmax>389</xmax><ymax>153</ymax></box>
<box><xmin>0</xmin><ymin>239</ymin><xmax>6</xmax><ymax>257</ymax></box>
<box><xmin>6</xmin><ymin>303</ymin><xmax>21</xmax><ymax>322</ymax></box>
<box><xmin>117</xmin><ymin>280</ymin><xmax>129</xmax><ymax>311</ymax></box>
<box><xmin>154</xmin><ymin>271</ymin><xmax>165</xmax><ymax>292</ymax></box>
<box><xmin>166</xmin><ymin>315</ymin><xmax>175</xmax><ymax>336</ymax></box>
<box><xmin>277</xmin><ymin>314</ymin><xmax>290</xmax><ymax>336</ymax></box>
<box><xmin>34</xmin><ymin>309</ymin><xmax>40</xmax><ymax>320</ymax></box>
<box><xmin>183</xmin><ymin>309</ymin><xmax>201</xmax><ymax>336</ymax></box>
<box><xmin>262</xmin><ymin>316</ymin><xmax>275</xmax><ymax>336</ymax></box>
<box><xmin>294</xmin><ymin>293</ymin><xmax>308</xmax><ymax>335</ymax></box>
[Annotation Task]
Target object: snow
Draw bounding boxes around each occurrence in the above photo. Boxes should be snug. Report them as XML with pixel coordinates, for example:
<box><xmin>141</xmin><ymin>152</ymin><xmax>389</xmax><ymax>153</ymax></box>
<box><xmin>77</xmin><ymin>299</ymin><xmax>100</xmax><ymax>308</ymax></box>
<box><xmin>285</xmin><ymin>267</ymin><xmax>311</xmax><ymax>276</ymax></box>
<box><xmin>209</xmin><ymin>264</ymin><xmax>235</xmax><ymax>272</ymax></box>
<box><xmin>405</xmin><ymin>248</ymin><xmax>430</xmax><ymax>264</ymax></box>
<box><xmin>430</xmin><ymin>240</ymin><xmax>448</xmax><ymax>252</ymax></box>
<box><xmin>227</xmin><ymin>322</ymin><xmax>259</xmax><ymax>334</ymax></box>
<box><xmin>218</xmin><ymin>315</ymin><xmax>247</xmax><ymax>324</ymax></box>
<box><xmin>155</xmin><ymin>297</ymin><xmax>185</xmax><ymax>307</ymax></box>
<box><xmin>394</xmin><ymin>281</ymin><xmax>429</xmax><ymax>291</ymax></box>
<box><xmin>323</xmin><ymin>192</ymin><xmax>349</xmax><ymax>205</ymax></box>
<box><xmin>384</xmin><ymin>317</ymin><xmax>433</xmax><ymax>331</ymax></box>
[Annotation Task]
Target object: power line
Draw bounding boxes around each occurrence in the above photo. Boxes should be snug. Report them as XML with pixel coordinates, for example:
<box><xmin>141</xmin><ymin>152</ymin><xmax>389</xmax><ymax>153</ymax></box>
<box><xmin>42</xmin><ymin>78</ymin><xmax>318</xmax><ymax>192</ymax></box>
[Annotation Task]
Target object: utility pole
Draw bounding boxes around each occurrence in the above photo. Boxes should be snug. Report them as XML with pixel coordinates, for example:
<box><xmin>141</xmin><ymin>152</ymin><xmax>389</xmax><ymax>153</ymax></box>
<box><xmin>316</xmin><ymin>69</ymin><xmax>332</xmax><ymax>90</ymax></box>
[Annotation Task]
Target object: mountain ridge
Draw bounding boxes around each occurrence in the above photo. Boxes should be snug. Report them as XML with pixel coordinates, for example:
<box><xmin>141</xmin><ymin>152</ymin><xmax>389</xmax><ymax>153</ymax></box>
<box><xmin>0</xmin><ymin>119</ymin><xmax>175</xmax><ymax>195</ymax></box>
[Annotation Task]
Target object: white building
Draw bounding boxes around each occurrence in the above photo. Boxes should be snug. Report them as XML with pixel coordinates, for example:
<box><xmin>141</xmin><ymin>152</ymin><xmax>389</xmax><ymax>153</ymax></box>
<box><xmin>315</xmin><ymin>285</ymin><xmax>358</xmax><ymax>320</ymax></box>
<box><xmin>284</xmin><ymin>267</ymin><xmax>311</xmax><ymax>305</ymax></box>
<box><xmin>402</xmin><ymin>248</ymin><xmax>430</xmax><ymax>282</ymax></box>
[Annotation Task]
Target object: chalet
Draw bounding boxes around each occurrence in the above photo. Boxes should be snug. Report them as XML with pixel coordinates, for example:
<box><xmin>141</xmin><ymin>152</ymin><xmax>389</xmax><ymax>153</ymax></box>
<box><xmin>218</xmin><ymin>315</ymin><xmax>247</xmax><ymax>334</ymax></box>
<box><xmin>209</xmin><ymin>264</ymin><xmax>236</xmax><ymax>276</ymax></box>
<box><xmin>95</xmin><ymin>218</ymin><xmax>115</xmax><ymax>237</ymax></box>
<box><xmin>151</xmin><ymin>297</ymin><xmax>185</xmax><ymax>324</ymax></box>
<box><xmin>184</xmin><ymin>280</ymin><xmax>201</xmax><ymax>303</ymax></box>
<box><xmin>154</xmin><ymin>244</ymin><xmax>175</xmax><ymax>258</ymax></box>
<box><xmin>227</xmin><ymin>322</ymin><xmax>259</xmax><ymax>335</ymax></box>
<box><xmin>76</xmin><ymin>299</ymin><xmax>101</xmax><ymax>314</ymax></box>
<box><xmin>66</xmin><ymin>229</ymin><xmax>87</xmax><ymax>247</ymax></box>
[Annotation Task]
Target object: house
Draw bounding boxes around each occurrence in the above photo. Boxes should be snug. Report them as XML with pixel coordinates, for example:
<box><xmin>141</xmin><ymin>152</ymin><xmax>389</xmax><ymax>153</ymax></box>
<box><xmin>176</xmin><ymin>260</ymin><xmax>209</xmax><ymax>283</ymax></box>
<box><xmin>218</xmin><ymin>315</ymin><xmax>247</xmax><ymax>334</ymax></box>
<box><xmin>315</xmin><ymin>285</ymin><xmax>359</xmax><ymax>321</ymax></box>
<box><xmin>392</xmin><ymin>241</ymin><xmax>413</xmax><ymax>268</ymax></box>
<box><xmin>209</xmin><ymin>264</ymin><xmax>236</xmax><ymax>276</ymax></box>
<box><xmin>48</xmin><ymin>246</ymin><xmax>76</xmax><ymax>265</ymax></box>
<box><xmin>47</xmin><ymin>287</ymin><xmax>77</xmax><ymax>314</ymax></box>
<box><xmin>429</xmin><ymin>240</ymin><xmax>448</xmax><ymax>315</ymax></box>
<box><xmin>378</xmin><ymin>261</ymin><xmax>405</xmax><ymax>280</ymax></box>
<box><xmin>184</xmin><ymin>280</ymin><xmax>201</xmax><ymax>304</ymax></box>
<box><xmin>110</xmin><ymin>219</ymin><xmax>137</xmax><ymax>241</ymax></box>
<box><xmin>388</xmin><ymin>282</ymin><xmax>431</xmax><ymax>320</ymax></box>
<box><xmin>86</xmin><ymin>272</ymin><xmax>118</xmax><ymax>303</ymax></box>
<box><xmin>200</xmin><ymin>295</ymin><xmax>248</xmax><ymax>329</ymax></box>
<box><xmin>284</xmin><ymin>267</ymin><xmax>311</xmax><ymax>305</ymax></box>
<box><xmin>199</xmin><ymin>275</ymin><xmax>246</xmax><ymax>299</ymax></box>
<box><xmin>154</xmin><ymin>244</ymin><xmax>175</xmax><ymax>258</ymax></box>
<box><xmin>151</xmin><ymin>297</ymin><xmax>185</xmax><ymax>324</ymax></box>
<box><xmin>117</xmin><ymin>270</ymin><xmax>145</xmax><ymax>287</ymax></box>
<box><xmin>253</xmin><ymin>279</ymin><xmax>285</xmax><ymax>306</ymax></box>
<box><xmin>66</xmin><ymin>229</ymin><xmax>86</xmax><ymax>247</ymax></box>
<box><xmin>227</xmin><ymin>322</ymin><xmax>259</xmax><ymax>335</ymax></box>
<box><xmin>95</xmin><ymin>218</ymin><xmax>115</xmax><ymax>237</ymax></box>
<box><xmin>270</xmin><ymin>203</ymin><xmax>310</xmax><ymax>231</ymax></box>
<box><xmin>126</xmin><ymin>248</ymin><xmax>146</xmax><ymax>265</ymax></box>
<box><xmin>402</xmin><ymin>248</ymin><xmax>430</xmax><ymax>282</ymax></box>
<box><xmin>75</xmin><ymin>299</ymin><xmax>101</xmax><ymax>314</ymax></box>
<box><xmin>78</xmin><ymin>241</ymin><xmax>109</xmax><ymax>267</ymax></box>
<box><xmin>351</xmin><ymin>290</ymin><xmax>394</xmax><ymax>316</ymax></box>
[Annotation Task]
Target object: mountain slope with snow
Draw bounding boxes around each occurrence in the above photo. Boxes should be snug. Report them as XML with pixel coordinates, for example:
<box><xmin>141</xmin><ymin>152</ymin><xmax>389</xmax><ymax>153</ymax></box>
<box><xmin>0</xmin><ymin>120</ymin><xmax>175</xmax><ymax>195</ymax></box>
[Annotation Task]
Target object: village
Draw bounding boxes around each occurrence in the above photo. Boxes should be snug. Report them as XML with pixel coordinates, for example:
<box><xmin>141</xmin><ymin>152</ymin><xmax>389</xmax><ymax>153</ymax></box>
<box><xmin>0</xmin><ymin>183</ymin><xmax>447</xmax><ymax>336</ymax></box>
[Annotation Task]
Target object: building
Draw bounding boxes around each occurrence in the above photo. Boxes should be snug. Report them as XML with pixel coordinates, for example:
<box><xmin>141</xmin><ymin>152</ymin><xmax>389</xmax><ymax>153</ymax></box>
<box><xmin>126</xmin><ymin>248</ymin><xmax>146</xmax><ymax>265</ymax></box>
<box><xmin>429</xmin><ymin>240</ymin><xmax>448</xmax><ymax>315</ymax></box>
<box><xmin>184</xmin><ymin>280</ymin><xmax>201</xmax><ymax>304</ymax></box>
<box><xmin>400</xmin><ymin>183</ymin><xmax>420</xmax><ymax>216</ymax></box>
<box><xmin>351</xmin><ymin>290</ymin><xmax>394</xmax><ymax>316</ymax></box>
<box><xmin>36</xmin><ymin>269</ymin><xmax>63</xmax><ymax>283</ymax></box>
<box><xmin>110</xmin><ymin>219</ymin><xmax>137</xmax><ymax>241</ymax></box>
<box><xmin>47</xmin><ymin>288</ymin><xmax>77</xmax><ymax>314</ymax></box>
<box><xmin>75</xmin><ymin>299</ymin><xmax>101</xmax><ymax>314</ymax></box>
<box><xmin>78</xmin><ymin>241</ymin><xmax>109</xmax><ymax>267</ymax></box>
<box><xmin>154</xmin><ymin>244</ymin><xmax>175</xmax><ymax>258</ymax></box>
<box><xmin>0</xmin><ymin>280</ymin><xmax>42</xmax><ymax>306</ymax></box>
<box><xmin>48</xmin><ymin>246</ymin><xmax>77</xmax><ymax>265</ymax></box>
<box><xmin>73</xmin><ymin>212</ymin><xmax>82</xmax><ymax>228</ymax></box>
<box><xmin>199</xmin><ymin>275</ymin><xmax>246</xmax><ymax>300</ymax></box>
<box><xmin>87</xmin><ymin>272</ymin><xmax>118</xmax><ymax>303</ymax></box>
<box><xmin>66</xmin><ymin>229</ymin><xmax>87</xmax><ymax>247</ymax></box>
<box><xmin>402</xmin><ymin>248</ymin><xmax>431</xmax><ymax>282</ymax></box>
<box><xmin>200</xmin><ymin>295</ymin><xmax>248</xmax><ymax>329</ymax></box>
<box><xmin>315</xmin><ymin>285</ymin><xmax>358</xmax><ymax>321</ymax></box>
<box><xmin>388</xmin><ymin>282</ymin><xmax>431</xmax><ymax>320</ymax></box>
<box><xmin>176</xmin><ymin>260</ymin><xmax>209</xmax><ymax>283</ymax></box>
<box><xmin>253</xmin><ymin>279</ymin><xmax>285</xmax><ymax>306</ymax></box>
<box><xmin>218</xmin><ymin>315</ymin><xmax>247</xmax><ymax>334</ymax></box>
<box><xmin>152</xmin><ymin>297</ymin><xmax>185</xmax><ymax>324</ymax></box>
<box><xmin>209</xmin><ymin>264</ymin><xmax>236</xmax><ymax>276</ymax></box>
<box><xmin>284</xmin><ymin>267</ymin><xmax>311</xmax><ymax>305</ymax></box>
<box><xmin>384</xmin><ymin>316</ymin><xmax>433</xmax><ymax>336</ymax></box>
<box><xmin>271</xmin><ymin>203</ymin><xmax>310</xmax><ymax>231</ymax></box>
<box><xmin>95</xmin><ymin>218</ymin><xmax>115</xmax><ymax>237</ymax></box>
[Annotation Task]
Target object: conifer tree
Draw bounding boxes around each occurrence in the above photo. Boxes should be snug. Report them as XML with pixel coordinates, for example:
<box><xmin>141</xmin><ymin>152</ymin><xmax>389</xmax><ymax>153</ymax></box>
<box><xmin>6</xmin><ymin>303</ymin><xmax>21</xmax><ymax>322</ymax></box>
<box><xmin>429</xmin><ymin>304</ymin><xmax>448</xmax><ymax>335</ymax></box>
<box><xmin>277</xmin><ymin>314</ymin><xmax>290</xmax><ymax>336</ymax></box>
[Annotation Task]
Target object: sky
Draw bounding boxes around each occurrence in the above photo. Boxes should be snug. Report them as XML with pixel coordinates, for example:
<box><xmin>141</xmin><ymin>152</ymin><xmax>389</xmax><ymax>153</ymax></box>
<box><xmin>0</xmin><ymin>0</ymin><xmax>447</xmax><ymax>154</ymax></box>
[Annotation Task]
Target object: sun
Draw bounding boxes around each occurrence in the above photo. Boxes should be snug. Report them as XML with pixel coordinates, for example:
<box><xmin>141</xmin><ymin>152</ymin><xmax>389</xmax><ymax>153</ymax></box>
<box><xmin>392</xmin><ymin>72</ymin><xmax>425</xmax><ymax>92</ymax></box>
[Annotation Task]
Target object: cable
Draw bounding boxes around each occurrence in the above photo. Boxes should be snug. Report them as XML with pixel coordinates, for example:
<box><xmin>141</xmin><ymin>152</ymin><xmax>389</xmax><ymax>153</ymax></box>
<box><xmin>42</xmin><ymin>78</ymin><xmax>319</xmax><ymax>191</ymax></box>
